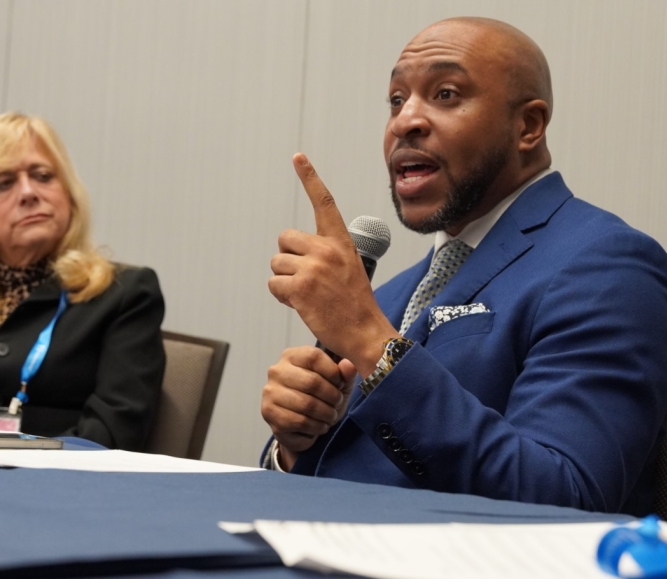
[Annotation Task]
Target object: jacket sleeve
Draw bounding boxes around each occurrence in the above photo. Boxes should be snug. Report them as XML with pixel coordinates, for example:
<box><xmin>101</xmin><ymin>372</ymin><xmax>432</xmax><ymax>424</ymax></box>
<box><xmin>62</xmin><ymin>267</ymin><xmax>166</xmax><ymax>450</ymax></box>
<box><xmin>341</xmin><ymin>230</ymin><xmax>667</xmax><ymax>513</ymax></box>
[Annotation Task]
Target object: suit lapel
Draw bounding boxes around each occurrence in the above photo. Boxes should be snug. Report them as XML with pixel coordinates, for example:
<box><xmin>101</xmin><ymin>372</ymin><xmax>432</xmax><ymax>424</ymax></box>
<box><xmin>23</xmin><ymin>278</ymin><xmax>62</xmax><ymax>303</ymax></box>
<box><xmin>403</xmin><ymin>172</ymin><xmax>572</xmax><ymax>343</ymax></box>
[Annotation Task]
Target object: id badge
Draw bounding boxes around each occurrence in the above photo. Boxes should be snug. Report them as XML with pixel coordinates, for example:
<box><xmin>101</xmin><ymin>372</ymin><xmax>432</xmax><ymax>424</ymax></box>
<box><xmin>0</xmin><ymin>407</ymin><xmax>22</xmax><ymax>432</ymax></box>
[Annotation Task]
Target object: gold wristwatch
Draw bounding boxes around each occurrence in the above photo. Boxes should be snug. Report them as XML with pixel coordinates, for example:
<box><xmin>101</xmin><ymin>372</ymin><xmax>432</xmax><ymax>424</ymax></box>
<box><xmin>358</xmin><ymin>337</ymin><xmax>415</xmax><ymax>396</ymax></box>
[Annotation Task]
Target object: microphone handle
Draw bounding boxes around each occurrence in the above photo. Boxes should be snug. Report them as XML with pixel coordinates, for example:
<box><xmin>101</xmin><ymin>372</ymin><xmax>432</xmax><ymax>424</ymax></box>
<box><xmin>315</xmin><ymin>342</ymin><xmax>342</xmax><ymax>363</ymax></box>
<box><xmin>359</xmin><ymin>254</ymin><xmax>377</xmax><ymax>280</ymax></box>
<box><xmin>315</xmin><ymin>254</ymin><xmax>376</xmax><ymax>363</ymax></box>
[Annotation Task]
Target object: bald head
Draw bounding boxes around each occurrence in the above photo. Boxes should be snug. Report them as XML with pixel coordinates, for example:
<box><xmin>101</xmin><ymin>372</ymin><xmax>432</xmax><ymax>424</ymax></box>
<box><xmin>414</xmin><ymin>17</ymin><xmax>553</xmax><ymax>118</ymax></box>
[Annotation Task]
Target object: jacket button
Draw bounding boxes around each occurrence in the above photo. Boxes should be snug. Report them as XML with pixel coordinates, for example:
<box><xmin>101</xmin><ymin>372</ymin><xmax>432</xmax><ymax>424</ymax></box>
<box><xmin>377</xmin><ymin>423</ymin><xmax>393</xmax><ymax>439</ymax></box>
<box><xmin>399</xmin><ymin>449</ymin><xmax>414</xmax><ymax>464</ymax></box>
<box><xmin>411</xmin><ymin>461</ymin><xmax>425</xmax><ymax>476</ymax></box>
<box><xmin>0</xmin><ymin>342</ymin><xmax>9</xmax><ymax>356</ymax></box>
<box><xmin>387</xmin><ymin>436</ymin><xmax>402</xmax><ymax>451</ymax></box>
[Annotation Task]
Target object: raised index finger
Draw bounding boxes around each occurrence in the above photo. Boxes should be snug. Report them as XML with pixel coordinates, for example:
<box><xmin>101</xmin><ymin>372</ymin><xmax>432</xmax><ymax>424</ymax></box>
<box><xmin>293</xmin><ymin>153</ymin><xmax>348</xmax><ymax>237</ymax></box>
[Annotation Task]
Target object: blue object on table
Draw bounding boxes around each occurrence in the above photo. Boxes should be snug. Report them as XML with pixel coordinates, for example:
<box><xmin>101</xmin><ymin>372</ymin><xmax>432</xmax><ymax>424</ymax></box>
<box><xmin>597</xmin><ymin>515</ymin><xmax>667</xmax><ymax>578</ymax></box>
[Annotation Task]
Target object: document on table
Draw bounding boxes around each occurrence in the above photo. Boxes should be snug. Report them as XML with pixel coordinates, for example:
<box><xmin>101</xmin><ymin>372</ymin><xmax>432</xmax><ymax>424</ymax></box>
<box><xmin>219</xmin><ymin>519</ymin><xmax>648</xmax><ymax>579</ymax></box>
<box><xmin>0</xmin><ymin>449</ymin><xmax>261</xmax><ymax>473</ymax></box>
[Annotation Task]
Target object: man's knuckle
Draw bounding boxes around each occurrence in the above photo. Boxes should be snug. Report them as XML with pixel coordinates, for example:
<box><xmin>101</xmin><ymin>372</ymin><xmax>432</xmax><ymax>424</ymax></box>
<box><xmin>317</xmin><ymin>191</ymin><xmax>337</xmax><ymax>210</ymax></box>
<box><xmin>300</xmin><ymin>396</ymin><xmax>321</xmax><ymax>416</ymax></box>
<box><xmin>316</xmin><ymin>421</ymin><xmax>331</xmax><ymax>435</ymax></box>
<box><xmin>292</xmin><ymin>414</ymin><xmax>311</xmax><ymax>431</ymax></box>
<box><xmin>306</xmin><ymin>345</ymin><xmax>322</xmax><ymax>363</ymax></box>
<box><xmin>304</xmin><ymin>165</ymin><xmax>318</xmax><ymax>179</ymax></box>
<box><xmin>267</xmin><ymin>363</ymin><xmax>282</xmax><ymax>381</ymax></box>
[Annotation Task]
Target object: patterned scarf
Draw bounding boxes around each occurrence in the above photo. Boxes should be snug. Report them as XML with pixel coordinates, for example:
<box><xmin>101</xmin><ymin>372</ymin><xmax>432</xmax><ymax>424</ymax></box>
<box><xmin>0</xmin><ymin>259</ymin><xmax>53</xmax><ymax>325</ymax></box>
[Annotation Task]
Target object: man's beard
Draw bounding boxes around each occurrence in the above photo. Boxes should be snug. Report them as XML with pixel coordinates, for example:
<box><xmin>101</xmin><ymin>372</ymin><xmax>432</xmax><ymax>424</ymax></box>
<box><xmin>391</xmin><ymin>143</ymin><xmax>511</xmax><ymax>235</ymax></box>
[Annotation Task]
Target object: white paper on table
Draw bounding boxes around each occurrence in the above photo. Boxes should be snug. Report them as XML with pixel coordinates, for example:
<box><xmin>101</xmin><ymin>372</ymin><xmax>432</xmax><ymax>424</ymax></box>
<box><xmin>0</xmin><ymin>449</ymin><xmax>261</xmax><ymax>473</ymax></box>
<box><xmin>219</xmin><ymin>519</ymin><xmax>631</xmax><ymax>579</ymax></box>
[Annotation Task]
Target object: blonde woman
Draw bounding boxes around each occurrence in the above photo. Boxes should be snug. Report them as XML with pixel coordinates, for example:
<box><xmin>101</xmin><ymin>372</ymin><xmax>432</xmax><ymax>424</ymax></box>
<box><xmin>0</xmin><ymin>112</ymin><xmax>164</xmax><ymax>450</ymax></box>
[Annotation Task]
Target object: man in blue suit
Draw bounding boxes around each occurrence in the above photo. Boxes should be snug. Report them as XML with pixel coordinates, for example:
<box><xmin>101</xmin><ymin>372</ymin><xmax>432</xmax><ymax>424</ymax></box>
<box><xmin>262</xmin><ymin>17</ymin><xmax>667</xmax><ymax>516</ymax></box>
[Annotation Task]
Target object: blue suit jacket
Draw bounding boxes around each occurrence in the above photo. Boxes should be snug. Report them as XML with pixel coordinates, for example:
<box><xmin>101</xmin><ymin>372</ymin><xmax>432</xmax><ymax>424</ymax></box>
<box><xmin>287</xmin><ymin>172</ymin><xmax>667</xmax><ymax>516</ymax></box>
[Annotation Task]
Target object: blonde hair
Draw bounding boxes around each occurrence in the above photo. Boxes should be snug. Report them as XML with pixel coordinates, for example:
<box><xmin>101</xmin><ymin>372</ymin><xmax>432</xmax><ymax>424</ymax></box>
<box><xmin>0</xmin><ymin>112</ymin><xmax>114</xmax><ymax>302</ymax></box>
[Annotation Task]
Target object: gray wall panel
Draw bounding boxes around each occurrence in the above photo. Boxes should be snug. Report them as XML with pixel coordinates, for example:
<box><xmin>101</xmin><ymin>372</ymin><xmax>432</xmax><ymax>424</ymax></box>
<box><xmin>0</xmin><ymin>0</ymin><xmax>11</xmax><ymax>111</ymax></box>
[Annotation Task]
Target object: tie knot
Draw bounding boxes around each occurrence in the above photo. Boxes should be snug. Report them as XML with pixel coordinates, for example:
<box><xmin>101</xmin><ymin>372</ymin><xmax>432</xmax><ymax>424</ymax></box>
<box><xmin>431</xmin><ymin>239</ymin><xmax>473</xmax><ymax>276</ymax></box>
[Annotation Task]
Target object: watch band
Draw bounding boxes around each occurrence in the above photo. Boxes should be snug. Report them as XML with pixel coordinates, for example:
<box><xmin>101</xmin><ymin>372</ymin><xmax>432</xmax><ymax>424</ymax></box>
<box><xmin>358</xmin><ymin>364</ymin><xmax>389</xmax><ymax>396</ymax></box>
<box><xmin>358</xmin><ymin>337</ymin><xmax>414</xmax><ymax>396</ymax></box>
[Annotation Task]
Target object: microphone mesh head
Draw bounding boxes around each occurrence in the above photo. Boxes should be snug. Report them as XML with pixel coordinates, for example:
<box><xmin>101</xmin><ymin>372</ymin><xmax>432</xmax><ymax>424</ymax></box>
<box><xmin>347</xmin><ymin>216</ymin><xmax>391</xmax><ymax>261</ymax></box>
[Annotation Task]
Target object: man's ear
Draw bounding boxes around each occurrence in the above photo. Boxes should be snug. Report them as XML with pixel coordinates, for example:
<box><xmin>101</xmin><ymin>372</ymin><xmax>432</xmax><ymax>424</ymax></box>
<box><xmin>517</xmin><ymin>100</ymin><xmax>550</xmax><ymax>152</ymax></box>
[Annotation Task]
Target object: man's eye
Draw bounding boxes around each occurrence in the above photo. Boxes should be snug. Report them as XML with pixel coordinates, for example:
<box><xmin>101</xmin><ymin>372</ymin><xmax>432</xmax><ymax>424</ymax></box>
<box><xmin>389</xmin><ymin>95</ymin><xmax>404</xmax><ymax>108</ymax></box>
<box><xmin>436</xmin><ymin>89</ymin><xmax>454</xmax><ymax>100</ymax></box>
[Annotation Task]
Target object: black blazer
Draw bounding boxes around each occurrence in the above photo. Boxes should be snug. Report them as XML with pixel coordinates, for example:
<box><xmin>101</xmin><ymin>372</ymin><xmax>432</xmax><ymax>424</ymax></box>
<box><xmin>0</xmin><ymin>266</ymin><xmax>165</xmax><ymax>450</ymax></box>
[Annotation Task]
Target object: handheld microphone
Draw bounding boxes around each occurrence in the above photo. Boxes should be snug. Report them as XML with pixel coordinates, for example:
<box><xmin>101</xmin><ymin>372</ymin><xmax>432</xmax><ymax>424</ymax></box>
<box><xmin>347</xmin><ymin>215</ymin><xmax>392</xmax><ymax>281</ymax></box>
<box><xmin>317</xmin><ymin>215</ymin><xmax>391</xmax><ymax>362</ymax></box>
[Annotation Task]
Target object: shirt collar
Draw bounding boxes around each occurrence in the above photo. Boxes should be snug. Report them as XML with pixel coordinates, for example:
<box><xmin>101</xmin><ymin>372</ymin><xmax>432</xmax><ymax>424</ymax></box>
<box><xmin>434</xmin><ymin>168</ymin><xmax>553</xmax><ymax>255</ymax></box>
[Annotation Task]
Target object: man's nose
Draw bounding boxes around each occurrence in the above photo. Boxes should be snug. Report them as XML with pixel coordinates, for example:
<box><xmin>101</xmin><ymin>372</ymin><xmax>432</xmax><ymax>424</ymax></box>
<box><xmin>390</xmin><ymin>97</ymin><xmax>430</xmax><ymax>139</ymax></box>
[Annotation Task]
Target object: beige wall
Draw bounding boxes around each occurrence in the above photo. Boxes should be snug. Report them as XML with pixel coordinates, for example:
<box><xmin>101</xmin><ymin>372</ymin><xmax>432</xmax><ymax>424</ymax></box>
<box><xmin>1</xmin><ymin>0</ymin><xmax>665</xmax><ymax>466</ymax></box>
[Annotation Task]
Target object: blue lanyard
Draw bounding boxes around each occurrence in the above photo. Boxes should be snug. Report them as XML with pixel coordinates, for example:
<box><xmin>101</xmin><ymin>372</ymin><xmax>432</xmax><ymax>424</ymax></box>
<box><xmin>15</xmin><ymin>290</ymin><xmax>68</xmax><ymax>405</ymax></box>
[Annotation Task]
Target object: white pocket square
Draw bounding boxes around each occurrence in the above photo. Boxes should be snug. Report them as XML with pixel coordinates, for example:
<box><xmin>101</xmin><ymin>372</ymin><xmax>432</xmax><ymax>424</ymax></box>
<box><xmin>429</xmin><ymin>303</ymin><xmax>491</xmax><ymax>332</ymax></box>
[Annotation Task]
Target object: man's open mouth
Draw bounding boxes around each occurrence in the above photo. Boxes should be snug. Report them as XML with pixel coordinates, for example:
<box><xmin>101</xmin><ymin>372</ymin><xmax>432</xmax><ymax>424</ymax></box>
<box><xmin>398</xmin><ymin>162</ymin><xmax>439</xmax><ymax>183</ymax></box>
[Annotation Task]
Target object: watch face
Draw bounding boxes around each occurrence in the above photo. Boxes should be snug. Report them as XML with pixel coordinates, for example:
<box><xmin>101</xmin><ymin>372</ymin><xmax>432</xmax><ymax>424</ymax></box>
<box><xmin>386</xmin><ymin>339</ymin><xmax>413</xmax><ymax>364</ymax></box>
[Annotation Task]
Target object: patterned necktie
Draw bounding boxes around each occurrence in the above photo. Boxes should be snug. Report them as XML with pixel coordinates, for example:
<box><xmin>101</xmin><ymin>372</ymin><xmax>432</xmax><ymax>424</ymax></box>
<box><xmin>399</xmin><ymin>239</ymin><xmax>473</xmax><ymax>335</ymax></box>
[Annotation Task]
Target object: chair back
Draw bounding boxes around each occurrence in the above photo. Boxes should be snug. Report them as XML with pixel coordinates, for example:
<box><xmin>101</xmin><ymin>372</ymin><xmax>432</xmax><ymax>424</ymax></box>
<box><xmin>145</xmin><ymin>331</ymin><xmax>229</xmax><ymax>459</ymax></box>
